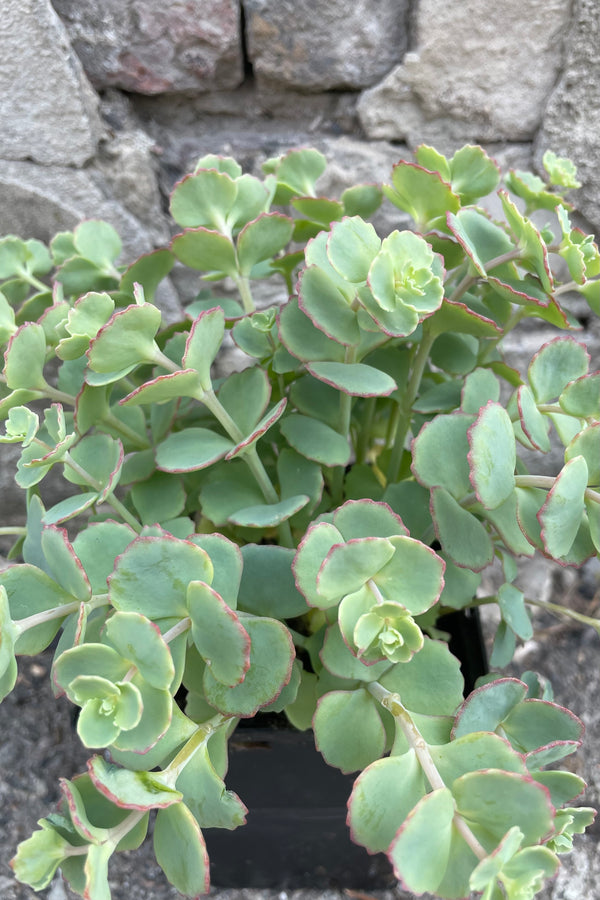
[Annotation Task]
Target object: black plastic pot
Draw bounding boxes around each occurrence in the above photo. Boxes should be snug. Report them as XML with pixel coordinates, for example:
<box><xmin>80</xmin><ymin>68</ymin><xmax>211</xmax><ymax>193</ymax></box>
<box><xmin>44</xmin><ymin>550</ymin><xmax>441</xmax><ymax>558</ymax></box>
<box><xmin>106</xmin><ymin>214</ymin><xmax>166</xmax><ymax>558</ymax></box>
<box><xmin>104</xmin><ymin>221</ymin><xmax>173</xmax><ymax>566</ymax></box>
<box><xmin>204</xmin><ymin>609</ymin><xmax>487</xmax><ymax>889</ymax></box>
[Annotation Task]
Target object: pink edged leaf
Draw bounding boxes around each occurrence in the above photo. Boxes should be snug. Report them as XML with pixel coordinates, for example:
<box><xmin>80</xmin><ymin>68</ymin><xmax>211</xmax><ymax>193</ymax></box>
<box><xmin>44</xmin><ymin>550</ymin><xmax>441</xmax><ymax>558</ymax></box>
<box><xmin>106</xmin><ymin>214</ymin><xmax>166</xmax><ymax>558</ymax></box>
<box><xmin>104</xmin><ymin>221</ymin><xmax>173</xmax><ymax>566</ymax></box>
<box><xmin>487</xmin><ymin>274</ymin><xmax>552</xmax><ymax>308</ymax></box>
<box><xmin>40</xmin><ymin>525</ymin><xmax>92</xmax><ymax>602</ymax></box>
<box><xmin>110</xmin><ymin>679</ymin><xmax>173</xmax><ymax>754</ymax></box>
<box><xmin>320</xmin><ymin>623</ymin><xmax>392</xmax><ymax>681</ymax></box>
<box><xmin>430</xmin><ymin>486</ymin><xmax>494</xmax><ymax>571</ymax></box>
<box><xmin>372</xmin><ymin>535</ymin><xmax>445</xmax><ymax>615</ymax></box>
<box><xmin>109</xmin><ymin>533</ymin><xmax>213</xmax><ymax>619</ymax></box>
<box><xmin>559</xmin><ymin>371</ymin><xmax>600</xmax><ymax>419</ymax></box>
<box><xmin>277</xmin><ymin>296</ymin><xmax>346</xmax><ymax>363</ymax></box>
<box><xmin>500</xmin><ymin>190</ymin><xmax>554</xmax><ymax>294</ymax></box>
<box><xmin>87</xmin><ymin>756</ymin><xmax>182</xmax><ymax>810</ymax></box>
<box><xmin>171</xmin><ymin>227</ymin><xmax>237</xmax><ymax>277</ymax></box>
<box><xmin>565</xmin><ymin>422</ymin><xmax>600</xmax><ymax>484</ymax></box>
<box><xmin>87</xmin><ymin>304</ymin><xmax>163</xmax><ymax>375</ymax></box>
<box><xmin>316</xmin><ymin>536</ymin><xmax>395</xmax><ymax>603</ymax></box>
<box><xmin>155</xmin><ymin>427</ymin><xmax>234</xmax><ymax>473</ymax></box>
<box><xmin>182</xmin><ymin>306</ymin><xmax>225</xmax><ymax>390</ymax></box>
<box><xmin>516</xmin><ymin>384</ymin><xmax>551</xmax><ymax>452</ymax></box>
<box><xmin>218</xmin><ymin>365</ymin><xmax>271</xmax><ymax>435</ymax></box>
<box><xmin>380</xmin><ymin>637</ymin><xmax>464</xmax><ymax>717</ymax></box>
<box><xmin>428</xmin><ymin>297</ymin><xmax>502</xmax><ymax>339</ymax></box>
<box><xmin>169</xmin><ymin>167</ymin><xmax>237</xmax><ymax>228</ymax></box>
<box><xmin>306</xmin><ymin>361</ymin><xmax>397</xmax><ymax>397</ymax></box>
<box><xmin>525</xmin><ymin>740</ymin><xmax>582</xmax><ymax>771</ymax></box>
<box><xmin>326</xmin><ymin>216</ymin><xmax>380</xmax><ymax>284</ymax></box>
<box><xmin>297</xmin><ymin>264</ymin><xmax>360</xmax><ymax>346</ymax></box>
<box><xmin>538</xmin><ymin>455</ymin><xmax>588</xmax><ymax>559</ymax></box>
<box><xmin>388</xmin><ymin>788</ymin><xmax>454</xmax><ymax>894</ymax></box>
<box><xmin>347</xmin><ymin>752</ymin><xmax>427</xmax><ymax>854</ymax></box>
<box><xmin>175</xmin><ymin>741</ymin><xmax>248</xmax><ymax>830</ymax></box>
<box><xmin>411</xmin><ymin>412</ymin><xmax>474</xmax><ymax>498</ymax></box>
<box><xmin>292</xmin><ymin>520</ymin><xmax>344</xmax><ymax>609</ymax></box>
<box><xmin>280</xmin><ymin>413</ymin><xmax>351</xmax><ymax>467</ymax></box>
<box><xmin>313</xmin><ymin>688</ymin><xmax>386</xmax><ymax>774</ymax></box>
<box><xmin>120</xmin><ymin>249</ymin><xmax>174</xmax><ymax>301</ymax></box>
<box><xmin>333</xmin><ymin>498</ymin><xmax>409</xmax><ymax>540</ymax></box>
<box><xmin>453</xmin><ymin>769</ymin><xmax>555</xmax><ymax>848</ymax></box>
<box><xmin>528</xmin><ymin>336</ymin><xmax>590</xmax><ymax>404</ymax></box>
<box><xmin>120</xmin><ymin>370</ymin><xmax>202</xmax><ymax>407</ymax></box>
<box><xmin>452</xmin><ymin>677</ymin><xmax>528</xmax><ymax>739</ymax></box>
<box><xmin>187</xmin><ymin>581</ymin><xmax>250</xmax><ymax>686</ymax></box>
<box><xmin>227</xmin><ymin>494</ymin><xmax>310</xmax><ymax>528</ymax></box>
<box><xmin>226</xmin><ymin>397</ymin><xmax>287</xmax><ymax>459</ymax></box>
<box><xmin>238</xmin><ymin>544</ymin><xmax>309</xmax><ymax>619</ymax></box>
<box><xmin>447</xmin><ymin>207</ymin><xmax>514</xmax><ymax>277</ymax></box>
<box><xmin>203</xmin><ymin>616</ymin><xmax>294</xmax><ymax>717</ymax></box>
<box><xmin>153</xmin><ymin>803</ymin><xmax>210</xmax><ymax>897</ymax></box>
<box><xmin>503</xmin><ymin>698</ymin><xmax>584</xmax><ymax>753</ymax></box>
<box><xmin>102</xmin><ymin>611</ymin><xmax>175</xmax><ymax>690</ymax></box>
<box><xmin>384</xmin><ymin>161</ymin><xmax>460</xmax><ymax>230</ymax></box>
<box><xmin>467</xmin><ymin>401</ymin><xmax>516</xmax><ymax>510</ymax></box>
<box><xmin>59</xmin><ymin>778</ymin><xmax>106</xmax><ymax>843</ymax></box>
<box><xmin>236</xmin><ymin>212</ymin><xmax>294</xmax><ymax>276</ymax></box>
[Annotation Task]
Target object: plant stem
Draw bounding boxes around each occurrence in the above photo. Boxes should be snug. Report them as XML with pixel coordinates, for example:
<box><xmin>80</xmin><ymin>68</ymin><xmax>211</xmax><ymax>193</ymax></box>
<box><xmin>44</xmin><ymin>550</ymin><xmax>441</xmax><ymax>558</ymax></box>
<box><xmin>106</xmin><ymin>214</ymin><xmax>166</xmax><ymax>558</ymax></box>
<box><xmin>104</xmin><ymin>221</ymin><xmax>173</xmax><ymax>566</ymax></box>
<box><xmin>162</xmin><ymin>617</ymin><xmax>191</xmax><ymax>644</ymax></box>
<box><xmin>62</xmin><ymin>452</ymin><xmax>143</xmax><ymax>533</ymax></box>
<box><xmin>0</xmin><ymin>526</ymin><xmax>27</xmax><ymax>536</ymax></box>
<box><xmin>17</xmin><ymin>269</ymin><xmax>49</xmax><ymax>294</ymax></box>
<box><xmin>514</xmin><ymin>474</ymin><xmax>600</xmax><ymax>504</ymax></box>
<box><xmin>14</xmin><ymin>593</ymin><xmax>110</xmax><ymax>634</ymax></box>
<box><xmin>161</xmin><ymin>713</ymin><xmax>229</xmax><ymax>786</ymax></box>
<box><xmin>470</xmin><ymin>594</ymin><xmax>600</xmax><ymax>634</ymax></box>
<box><xmin>368</xmin><ymin>681</ymin><xmax>488</xmax><ymax>862</ymax></box>
<box><xmin>386</xmin><ymin>327</ymin><xmax>435</xmax><ymax>485</ymax></box>
<box><xmin>234</xmin><ymin>276</ymin><xmax>256</xmax><ymax>314</ymax></box>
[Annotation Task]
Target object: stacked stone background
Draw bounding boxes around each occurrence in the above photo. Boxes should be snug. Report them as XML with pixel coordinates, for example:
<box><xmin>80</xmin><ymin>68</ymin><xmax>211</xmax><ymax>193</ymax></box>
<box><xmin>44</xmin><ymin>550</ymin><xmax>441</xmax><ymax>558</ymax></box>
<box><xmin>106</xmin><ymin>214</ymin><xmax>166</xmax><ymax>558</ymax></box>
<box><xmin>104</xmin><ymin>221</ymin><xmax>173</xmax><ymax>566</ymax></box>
<box><xmin>1</xmin><ymin>2</ymin><xmax>600</xmax><ymax>898</ymax></box>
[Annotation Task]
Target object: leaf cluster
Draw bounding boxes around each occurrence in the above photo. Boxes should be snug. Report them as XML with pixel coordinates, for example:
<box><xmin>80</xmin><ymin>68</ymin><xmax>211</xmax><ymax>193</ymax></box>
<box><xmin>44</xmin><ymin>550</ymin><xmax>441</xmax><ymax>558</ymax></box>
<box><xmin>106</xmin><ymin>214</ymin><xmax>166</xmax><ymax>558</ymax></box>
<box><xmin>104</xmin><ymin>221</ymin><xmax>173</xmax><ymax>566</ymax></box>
<box><xmin>0</xmin><ymin>145</ymin><xmax>598</xmax><ymax>900</ymax></box>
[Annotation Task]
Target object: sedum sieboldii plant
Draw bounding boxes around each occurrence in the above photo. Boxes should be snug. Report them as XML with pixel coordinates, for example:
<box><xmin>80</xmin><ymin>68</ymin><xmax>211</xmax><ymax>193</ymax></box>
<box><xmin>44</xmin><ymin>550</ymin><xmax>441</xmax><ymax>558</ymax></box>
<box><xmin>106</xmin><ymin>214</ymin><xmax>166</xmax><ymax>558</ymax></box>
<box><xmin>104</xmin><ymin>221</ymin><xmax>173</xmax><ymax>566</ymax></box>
<box><xmin>0</xmin><ymin>143</ymin><xmax>599</xmax><ymax>900</ymax></box>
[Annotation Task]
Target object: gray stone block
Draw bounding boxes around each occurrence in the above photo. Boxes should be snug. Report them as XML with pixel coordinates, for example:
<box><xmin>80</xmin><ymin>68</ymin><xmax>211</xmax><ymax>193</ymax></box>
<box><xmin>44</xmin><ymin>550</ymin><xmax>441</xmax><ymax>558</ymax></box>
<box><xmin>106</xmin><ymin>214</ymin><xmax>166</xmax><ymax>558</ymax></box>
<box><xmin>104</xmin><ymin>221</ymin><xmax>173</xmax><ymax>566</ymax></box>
<box><xmin>51</xmin><ymin>0</ymin><xmax>244</xmax><ymax>93</ymax></box>
<box><xmin>0</xmin><ymin>0</ymin><xmax>101</xmax><ymax>166</ymax></box>
<box><xmin>358</xmin><ymin>0</ymin><xmax>570</xmax><ymax>145</ymax></box>
<box><xmin>536</xmin><ymin>0</ymin><xmax>600</xmax><ymax>232</ymax></box>
<box><xmin>244</xmin><ymin>0</ymin><xmax>409</xmax><ymax>91</ymax></box>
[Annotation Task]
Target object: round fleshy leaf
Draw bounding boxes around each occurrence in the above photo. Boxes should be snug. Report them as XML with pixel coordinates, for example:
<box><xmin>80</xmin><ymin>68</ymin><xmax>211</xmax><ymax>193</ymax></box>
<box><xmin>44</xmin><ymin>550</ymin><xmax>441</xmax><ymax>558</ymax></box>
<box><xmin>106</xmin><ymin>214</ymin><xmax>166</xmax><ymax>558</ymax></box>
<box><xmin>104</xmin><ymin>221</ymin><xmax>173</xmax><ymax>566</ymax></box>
<box><xmin>40</xmin><ymin>526</ymin><xmax>92</xmax><ymax>602</ymax></box>
<box><xmin>102</xmin><ymin>611</ymin><xmax>175</xmax><ymax>690</ymax></box>
<box><xmin>154</xmin><ymin>803</ymin><xmax>210</xmax><ymax>897</ymax></box>
<box><xmin>538</xmin><ymin>455</ymin><xmax>588</xmax><ymax>559</ymax></box>
<box><xmin>228</xmin><ymin>494</ymin><xmax>309</xmax><ymax>528</ymax></box>
<box><xmin>453</xmin><ymin>769</ymin><xmax>555</xmax><ymax>849</ymax></box>
<box><xmin>431</xmin><ymin>487</ymin><xmax>494</xmax><ymax>571</ymax></box>
<box><xmin>385</xmin><ymin>162</ymin><xmax>460</xmax><ymax>230</ymax></box>
<box><xmin>120</xmin><ymin>370</ymin><xmax>202</xmax><ymax>411</ymax></box>
<box><xmin>203</xmin><ymin>616</ymin><xmax>294</xmax><ymax>717</ymax></box>
<box><xmin>559</xmin><ymin>372</ymin><xmax>600</xmax><ymax>419</ymax></box>
<box><xmin>187</xmin><ymin>581</ymin><xmax>250</xmax><ymax>686</ymax></box>
<box><xmin>453</xmin><ymin>678</ymin><xmax>527</xmax><ymax>739</ymax></box>
<box><xmin>326</xmin><ymin>217</ymin><xmax>380</xmax><ymax>284</ymax></box>
<box><xmin>170</xmin><ymin>169</ymin><xmax>237</xmax><ymax>229</ymax></box>
<box><xmin>236</xmin><ymin>213</ymin><xmax>294</xmax><ymax>276</ymax></box>
<box><xmin>182</xmin><ymin>307</ymin><xmax>225</xmax><ymax>390</ymax></box>
<box><xmin>4</xmin><ymin>564</ymin><xmax>72</xmax><ymax>656</ymax></box>
<box><xmin>74</xmin><ymin>221</ymin><xmax>122</xmax><ymax>268</ymax></box>
<box><xmin>87</xmin><ymin>304</ymin><xmax>162</xmax><ymax>374</ymax></box>
<box><xmin>348</xmin><ymin>750</ymin><xmax>427</xmax><ymax>853</ymax></box>
<box><xmin>565</xmin><ymin>423</ymin><xmax>600</xmax><ymax>485</ymax></box>
<box><xmin>237</xmin><ymin>544</ymin><xmax>309</xmax><ymax>619</ymax></box>
<box><xmin>280</xmin><ymin>414</ymin><xmax>350</xmax><ymax>466</ymax></box>
<box><xmin>516</xmin><ymin>384</ymin><xmax>551</xmax><ymax>452</ymax></box>
<box><xmin>468</xmin><ymin>401</ymin><xmax>516</xmax><ymax>510</ymax></box>
<box><xmin>298</xmin><ymin>264</ymin><xmax>359</xmax><ymax>345</ymax></box>
<box><xmin>372</xmin><ymin>535</ymin><xmax>445</xmax><ymax>615</ymax></box>
<box><xmin>175</xmin><ymin>741</ymin><xmax>248</xmax><ymax>830</ymax></box>
<box><xmin>109</xmin><ymin>534</ymin><xmax>213</xmax><ymax>619</ymax></box>
<box><xmin>528</xmin><ymin>336</ymin><xmax>589</xmax><ymax>404</ymax></box>
<box><xmin>3</xmin><ymin>322</ymin><xmax>48</xmax><ymax>391</ymax></box>
<box><xmin>156</xmin><ymin>427</ymin><xmax>234</xmax><ymax>473</ymax></box>
<box><xmin>412</xmin><ymin>413</ymin><xmax>474</xmax><ymax>499</ymax></box>
<box><xmin>388</xmin><ymin>788</ymin><xmax>455</xmax><ymax>894</ymax></box>
<box><xmin>380</xmin><ymin>637</ymin><xmax>464</xmax><ymax>716</ymax></box>
<box><xmin>87</xmin><ymin>755</ymin><xmax>182</xmax><ymax>810</ymax></box>
<box><xmin>278</xmin><ymin>296</ymin><xmax>346</xmax><ymax>363</ymax></box>
<box><xmin>171</xmin><ymin>227</ymin><xmax>237</xmax><ymax>276</ymax></box>
<box><xmin>292</xmin><ymin>521</ymin><xmax>344</xmax><ymax>609</ymax></box>
<box><xmin>317</xmin><ymin>537</ymin><xmax>395</xmax><ymax>603</ymax></box>
<box><xmin>307</xmin><ymin>361</ymin><xmax>396</xmax><ymax>396</ymax></box>
<box><xmin>313</xmin><ymin>688</ymin><xmax>385</xmax><ymax>773</ymax></box>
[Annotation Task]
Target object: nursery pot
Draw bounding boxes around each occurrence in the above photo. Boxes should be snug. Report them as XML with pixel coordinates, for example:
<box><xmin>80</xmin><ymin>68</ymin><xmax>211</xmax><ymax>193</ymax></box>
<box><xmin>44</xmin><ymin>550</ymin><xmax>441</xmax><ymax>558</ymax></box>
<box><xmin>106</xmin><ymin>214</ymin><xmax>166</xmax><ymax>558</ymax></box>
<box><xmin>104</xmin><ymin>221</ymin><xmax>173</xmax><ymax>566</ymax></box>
<box><xmin>204</xmin><ymin>608</ymin><xmax>487</xmax><ymax>889</ymax></box>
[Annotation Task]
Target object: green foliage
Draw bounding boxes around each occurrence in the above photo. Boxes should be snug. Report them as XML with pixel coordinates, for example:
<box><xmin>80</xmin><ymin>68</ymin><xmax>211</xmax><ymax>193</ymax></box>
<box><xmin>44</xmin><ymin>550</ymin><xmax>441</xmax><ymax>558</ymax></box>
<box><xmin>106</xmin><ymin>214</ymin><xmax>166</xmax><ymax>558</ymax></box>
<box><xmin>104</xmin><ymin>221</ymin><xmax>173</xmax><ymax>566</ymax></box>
<box><xmin>0</xmin><ymin>144</ymin><xmax>598</xmax><ymax>900</ymax></box>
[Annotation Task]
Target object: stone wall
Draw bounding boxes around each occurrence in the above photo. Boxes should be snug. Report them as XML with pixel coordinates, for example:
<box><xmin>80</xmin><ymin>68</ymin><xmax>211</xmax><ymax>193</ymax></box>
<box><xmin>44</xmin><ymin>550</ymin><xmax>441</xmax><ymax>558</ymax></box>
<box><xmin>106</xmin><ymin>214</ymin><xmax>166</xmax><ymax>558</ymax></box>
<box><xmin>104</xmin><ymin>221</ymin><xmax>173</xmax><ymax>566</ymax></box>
<box><xmin>2</xmin><ymin>0</ymin><xmax>599</xmax><ymax>256</ymax></box>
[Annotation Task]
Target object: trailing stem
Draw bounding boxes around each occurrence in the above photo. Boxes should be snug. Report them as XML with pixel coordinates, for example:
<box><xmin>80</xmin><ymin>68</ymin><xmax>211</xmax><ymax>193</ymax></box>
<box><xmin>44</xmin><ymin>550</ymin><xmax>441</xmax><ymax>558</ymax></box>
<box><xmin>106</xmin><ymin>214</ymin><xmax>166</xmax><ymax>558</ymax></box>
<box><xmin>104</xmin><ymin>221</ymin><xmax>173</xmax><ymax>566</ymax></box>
<box><xmin>367</xmin><ymin>681</ymin><xmax>488</xmax><ymax>862</ymax></box>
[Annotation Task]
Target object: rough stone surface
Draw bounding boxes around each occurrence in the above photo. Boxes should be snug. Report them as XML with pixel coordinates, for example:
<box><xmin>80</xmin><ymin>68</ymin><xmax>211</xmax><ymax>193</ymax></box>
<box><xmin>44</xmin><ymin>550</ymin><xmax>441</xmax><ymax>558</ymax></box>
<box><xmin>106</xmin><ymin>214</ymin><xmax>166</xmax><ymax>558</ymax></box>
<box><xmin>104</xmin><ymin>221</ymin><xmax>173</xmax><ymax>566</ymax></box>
<box><xmin>536</xmin><ymin>0</ymin><xmax>600</xmax><ymax>232</ymax></box>
<box><xmin>0</xmin><ymin>160</ymin><xmax>157</xmax><ymax>258</ymax></box>
<box><xmin>50</xmin><ymin>0</ymin><xmax>244</xmax><ymax>94</ymax></box>
<box><xmin>0</xmin><ymin>0</ymin><xmax>101</xmax><ymax>166</ymax></box>
<box><xmin>358</xmin><ymin>0</ymin><xmax>571</xmax><ymax>146</ymax></box>
<box><xmin>244</xmin><ymin>0</ymin><xmax>409</xmax><ymax>91</ymax></box>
